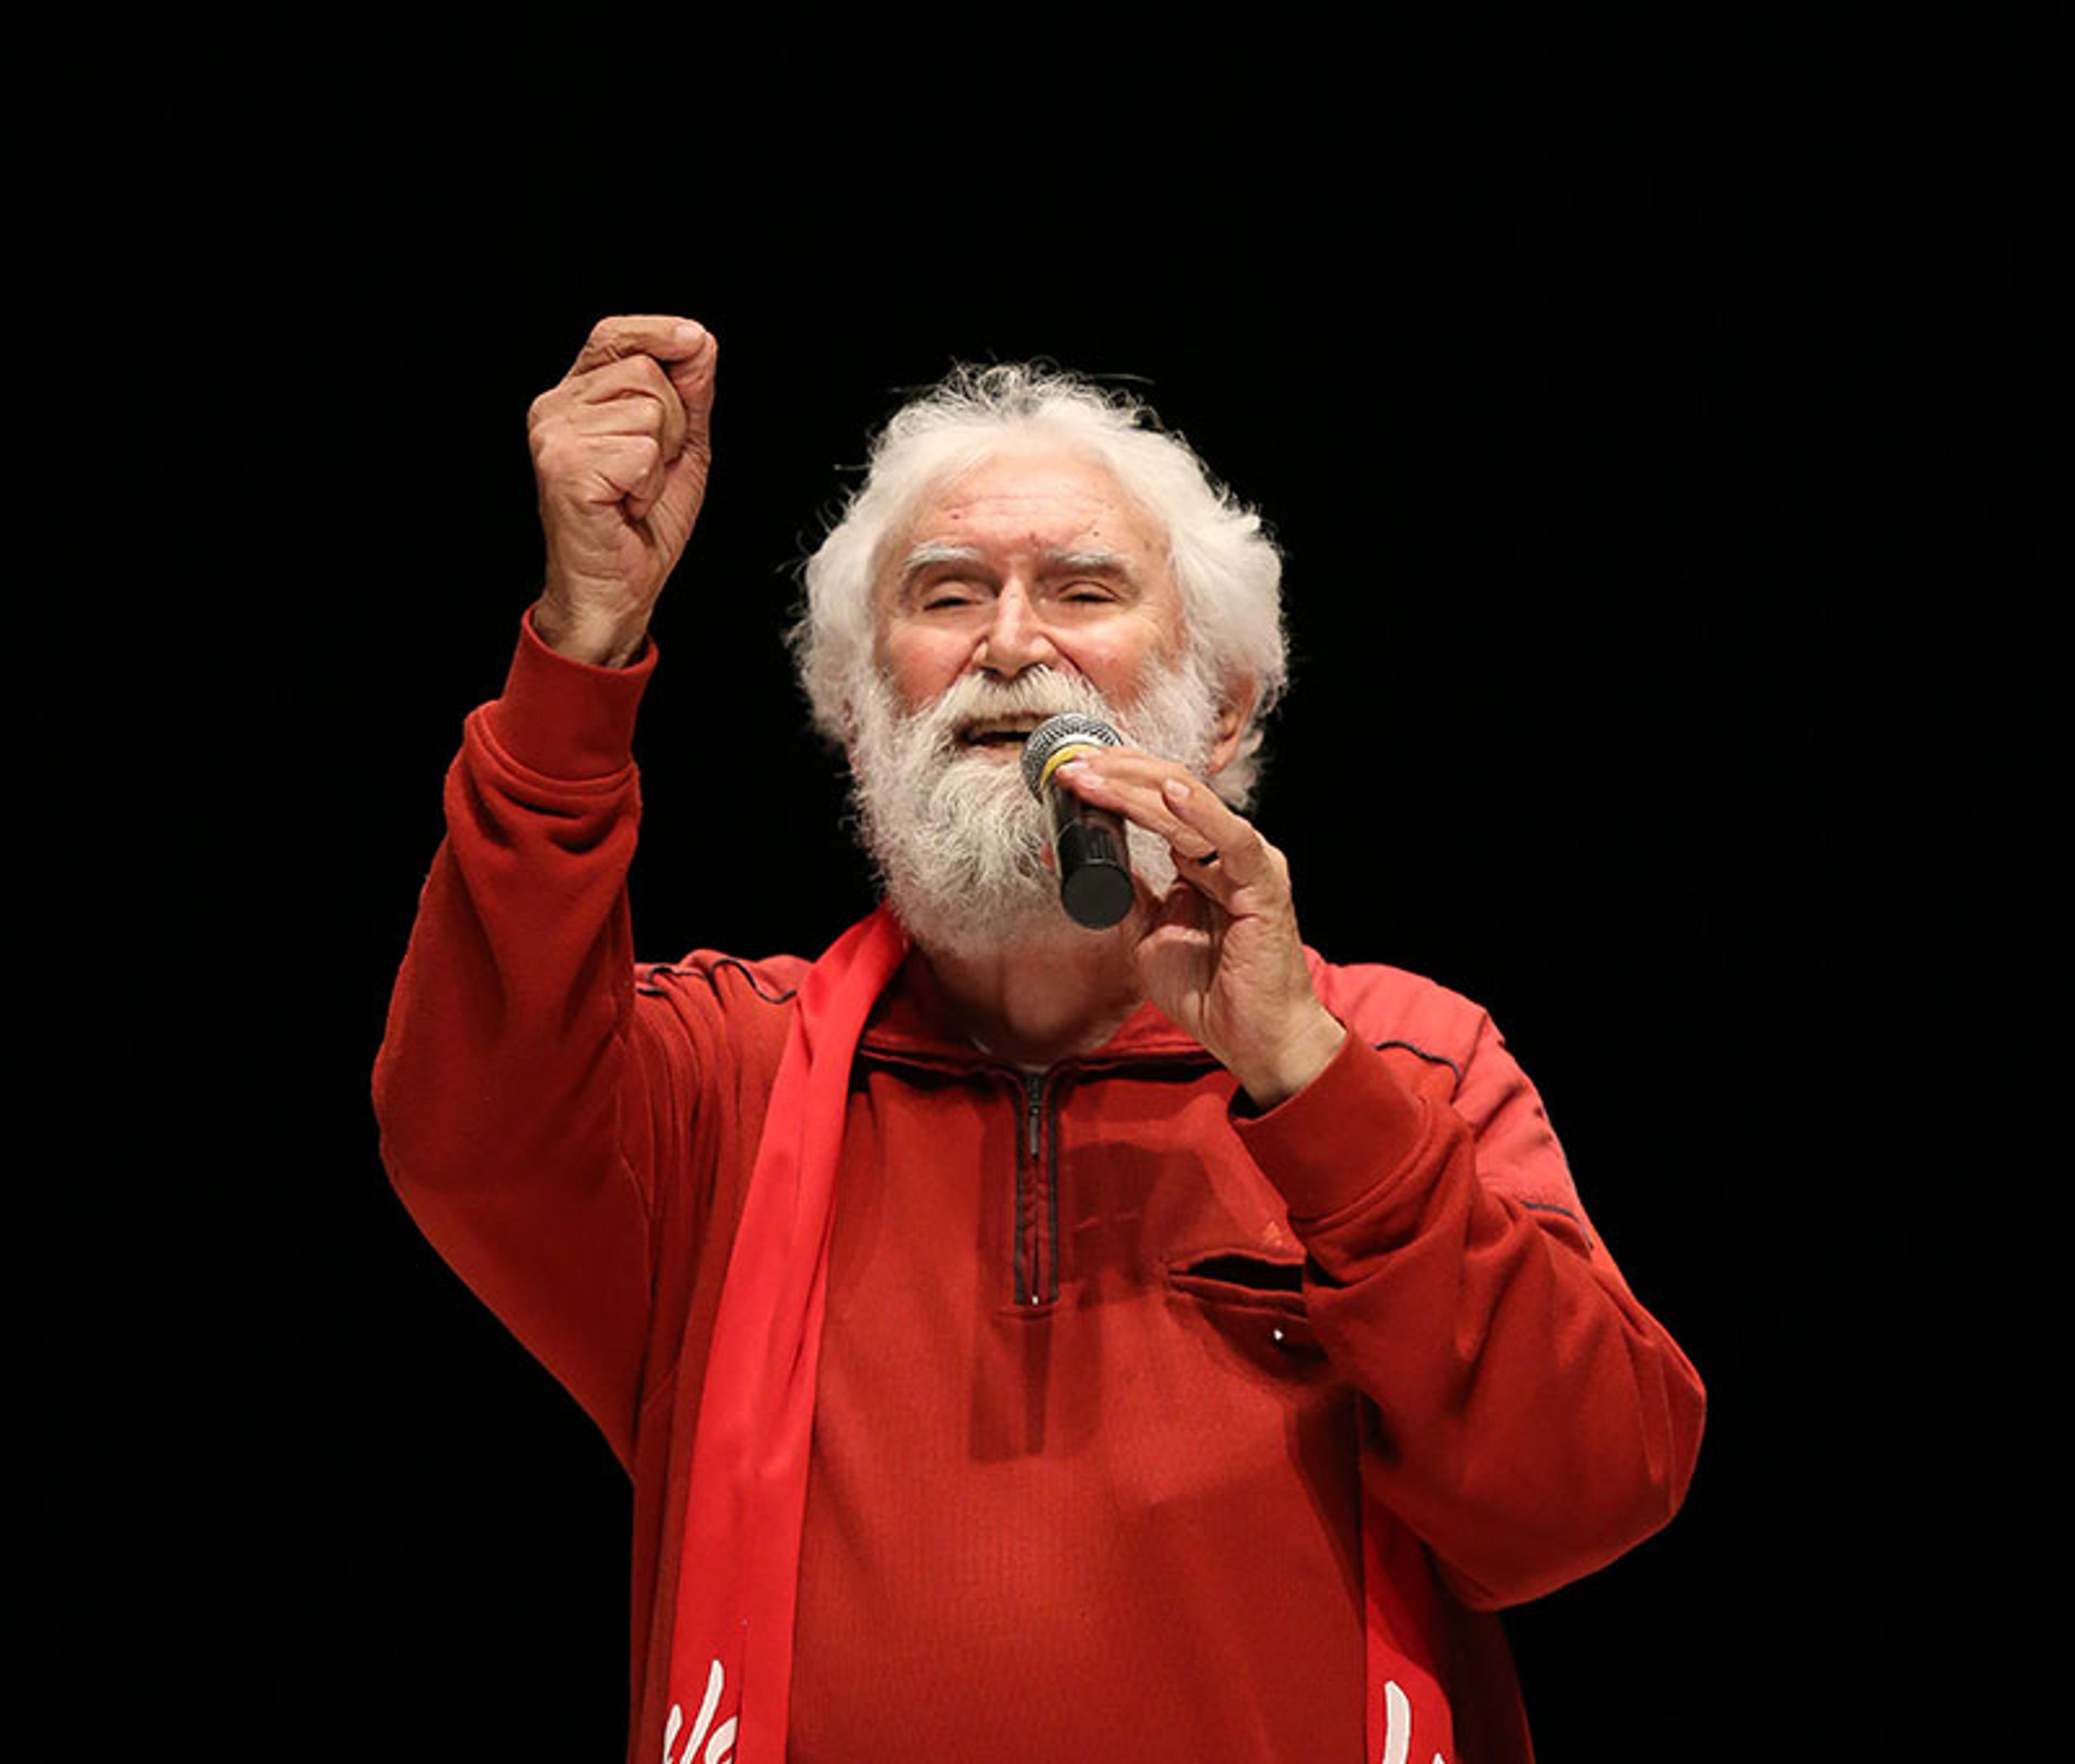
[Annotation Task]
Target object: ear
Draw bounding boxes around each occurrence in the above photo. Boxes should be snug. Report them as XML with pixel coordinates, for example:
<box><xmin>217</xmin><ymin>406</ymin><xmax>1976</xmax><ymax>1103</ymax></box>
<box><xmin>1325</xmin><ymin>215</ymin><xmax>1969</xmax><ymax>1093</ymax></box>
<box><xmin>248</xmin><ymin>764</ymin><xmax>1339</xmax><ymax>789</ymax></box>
<box><xmin>1204</xmin><ymin>674</ymin><xmax>1260</xmax><ymax>779</ymax></box>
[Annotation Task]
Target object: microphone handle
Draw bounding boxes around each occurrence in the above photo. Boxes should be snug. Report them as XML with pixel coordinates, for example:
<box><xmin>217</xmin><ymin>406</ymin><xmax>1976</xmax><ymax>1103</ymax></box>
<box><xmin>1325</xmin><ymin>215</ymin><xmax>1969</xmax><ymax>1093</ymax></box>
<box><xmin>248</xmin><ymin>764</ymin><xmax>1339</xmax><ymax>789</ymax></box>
<box><xmin>1046</xmin><ymin>788</ymin><xmax>1134</xmax><ymax>929</ymax></box>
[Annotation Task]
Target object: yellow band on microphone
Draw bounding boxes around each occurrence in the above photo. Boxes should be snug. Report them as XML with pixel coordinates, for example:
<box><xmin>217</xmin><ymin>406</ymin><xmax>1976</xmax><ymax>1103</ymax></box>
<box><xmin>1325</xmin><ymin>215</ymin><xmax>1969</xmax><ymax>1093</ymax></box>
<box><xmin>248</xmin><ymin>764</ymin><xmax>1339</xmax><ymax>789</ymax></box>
<box><xmin>1037</xmin><ymin>740</ymin><xmax>1106</xmax><ymax>791</ymax></box>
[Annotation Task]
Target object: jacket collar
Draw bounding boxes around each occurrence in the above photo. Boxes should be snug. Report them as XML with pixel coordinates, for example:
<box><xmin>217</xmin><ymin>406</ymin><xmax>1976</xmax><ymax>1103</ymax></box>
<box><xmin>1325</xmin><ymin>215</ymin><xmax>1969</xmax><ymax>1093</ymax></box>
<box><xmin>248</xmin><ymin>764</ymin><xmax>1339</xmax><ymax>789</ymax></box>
<box><xmin>856</xmin><ymin>946</ymin><xmax>1215</xmax><ymax>1071</ymax></box>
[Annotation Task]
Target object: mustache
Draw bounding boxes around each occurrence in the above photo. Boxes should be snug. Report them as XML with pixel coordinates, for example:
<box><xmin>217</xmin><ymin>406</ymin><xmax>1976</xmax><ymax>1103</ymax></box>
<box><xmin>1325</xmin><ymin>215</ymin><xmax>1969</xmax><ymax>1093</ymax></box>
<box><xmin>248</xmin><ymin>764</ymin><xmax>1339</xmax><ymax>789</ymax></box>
<box><xmin>911</xmin><ymin>667</ymin><xmax>1119</xmax><ymax>751</ymax></box>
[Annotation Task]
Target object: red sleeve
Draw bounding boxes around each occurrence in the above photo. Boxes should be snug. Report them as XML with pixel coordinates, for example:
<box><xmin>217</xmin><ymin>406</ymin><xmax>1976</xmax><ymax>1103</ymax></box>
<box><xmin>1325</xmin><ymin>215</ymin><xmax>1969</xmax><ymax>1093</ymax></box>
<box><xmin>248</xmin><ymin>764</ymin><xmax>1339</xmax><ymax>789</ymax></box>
<box><xmin>371</xmin><ymin>616</ymin><xmax>679</xmax><ymax>1470</ymax></box>
<box><xmin>1232</xmin><ymin>1020</ymin><xmax>1706</xmax><ymax>1610</ymax></box>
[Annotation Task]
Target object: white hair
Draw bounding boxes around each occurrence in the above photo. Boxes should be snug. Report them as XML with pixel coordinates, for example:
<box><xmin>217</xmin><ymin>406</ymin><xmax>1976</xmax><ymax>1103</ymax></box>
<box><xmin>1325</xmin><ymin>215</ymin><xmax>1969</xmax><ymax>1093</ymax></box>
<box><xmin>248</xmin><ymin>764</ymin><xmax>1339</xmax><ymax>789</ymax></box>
<box><xmin>789</xmin><ymin>364</ymin><xmax>1288</xmax><ymax>805</ymax></box>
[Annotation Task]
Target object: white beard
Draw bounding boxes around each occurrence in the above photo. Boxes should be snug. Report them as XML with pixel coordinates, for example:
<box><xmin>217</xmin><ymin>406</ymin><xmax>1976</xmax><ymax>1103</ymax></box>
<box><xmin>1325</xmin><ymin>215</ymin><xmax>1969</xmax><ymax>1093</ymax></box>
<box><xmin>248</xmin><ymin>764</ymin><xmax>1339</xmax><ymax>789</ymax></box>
<box><xmin>845</xmin><ymin>657</ymin><xmax>1224</xmax><ymax>960</ymax></box>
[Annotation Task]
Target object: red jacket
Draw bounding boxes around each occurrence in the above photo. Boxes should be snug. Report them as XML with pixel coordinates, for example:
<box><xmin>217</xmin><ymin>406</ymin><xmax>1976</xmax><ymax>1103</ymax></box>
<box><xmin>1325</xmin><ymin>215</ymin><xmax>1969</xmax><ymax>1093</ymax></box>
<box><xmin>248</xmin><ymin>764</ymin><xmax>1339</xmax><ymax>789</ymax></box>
<box><xmin>373</xmin><ymin>620</ymin><xmax>1705</xmax><ymax>1762</ymax></box>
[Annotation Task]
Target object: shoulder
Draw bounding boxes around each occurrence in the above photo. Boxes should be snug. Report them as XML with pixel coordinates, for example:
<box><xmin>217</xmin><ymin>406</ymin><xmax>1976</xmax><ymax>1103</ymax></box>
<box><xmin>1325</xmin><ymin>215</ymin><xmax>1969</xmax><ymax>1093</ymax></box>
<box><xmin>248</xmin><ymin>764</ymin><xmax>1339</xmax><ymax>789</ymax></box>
<box><xmin>1303</xmin><ymin>951</ymin><xmax>1495</xmax><ymax>1086</ymax></box>
<box><xmin>630</xmin><ymin>950</ymin><xmax>811</xmax><ymax>1076</ymax></box>
<box><xmin>1308</xmin><ymin>951</ymin><xmax>1587</xmax><ymax>1226</ymax></box>
<box><xmin>635</xmin><ymin>949</ymin><xmax>812</xmax><ymax>1010</ymax></box>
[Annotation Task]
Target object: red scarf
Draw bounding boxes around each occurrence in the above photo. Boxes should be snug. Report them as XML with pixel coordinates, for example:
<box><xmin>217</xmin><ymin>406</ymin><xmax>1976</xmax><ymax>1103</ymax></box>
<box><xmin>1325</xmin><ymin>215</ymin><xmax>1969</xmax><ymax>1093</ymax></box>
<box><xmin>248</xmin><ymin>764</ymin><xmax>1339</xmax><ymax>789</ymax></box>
<box><xmin>660</xmin><ymin>907</ymin><xmax>1455</xmax><ymax>1764</ymax></box>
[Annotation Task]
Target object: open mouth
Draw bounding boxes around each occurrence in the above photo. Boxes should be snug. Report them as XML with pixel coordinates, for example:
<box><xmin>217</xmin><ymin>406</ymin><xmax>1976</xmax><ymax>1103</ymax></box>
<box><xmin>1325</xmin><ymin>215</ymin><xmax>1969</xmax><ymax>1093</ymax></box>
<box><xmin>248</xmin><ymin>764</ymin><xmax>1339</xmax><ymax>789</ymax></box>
<box><xmin>956</xmin><ymin>717</ymin><xmax>1050</xmax><ymax>749</ymax></box>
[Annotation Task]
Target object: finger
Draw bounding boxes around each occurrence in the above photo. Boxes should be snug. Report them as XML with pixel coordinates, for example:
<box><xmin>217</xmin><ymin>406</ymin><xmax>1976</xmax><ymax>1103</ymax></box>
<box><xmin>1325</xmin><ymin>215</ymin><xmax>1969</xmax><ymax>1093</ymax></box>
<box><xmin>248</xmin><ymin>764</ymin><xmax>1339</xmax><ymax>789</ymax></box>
<box><xmin>1060</xmin><ymin>784</ymin><xmax>1226</xmax><ymax>903</ymax></box>
<box><xmin>542</xmin><ymin>435</ymin><xmax>665</xmax><ymax>510</ymax></box>
<box><xmin>1154</xmin><ymin>780</ymin><xmax>1295</xmax><ymax>908</ymax></box>
<box><xmin>1056</xmin><ymin>754</ymin><xmax>1233</xmax><ymax>864</ymax></box>
<box><xmin>561</xmin><ymin>357</ymin><xmax>690</xmax><ymax>458</ymax></box>
<box><xmin>1129</xmin><ymin>779</ymin><xmax>1278</xmax><ymax>914</ymax></box>
<box><xmin>1054</xmin><ymin>770</ymin><xmax>1203</xmax><ymax>872</ymax></box>
<box><xmin>1153</xmin><ymin>775</ymin><xmax>1275</xmax><ymax>888</ymax></box>
<box><xmin>567</xmin><ymin>315</ymin><xmax>713</xmax><ymax>377</ymax></box>
<box><xmin>626</xmin><ymin>457</ymin><xmax>672</xmax><ymax>525</ymax></box>
<box><xmin>640</xmin><ymin>438</ymin><xmax>716</xmax><ymax>547</ymax></box>
<box><xmin>1056</xmin><ymin>760</ymin><xmax>1265</xmax><ymax>913</ymax></box>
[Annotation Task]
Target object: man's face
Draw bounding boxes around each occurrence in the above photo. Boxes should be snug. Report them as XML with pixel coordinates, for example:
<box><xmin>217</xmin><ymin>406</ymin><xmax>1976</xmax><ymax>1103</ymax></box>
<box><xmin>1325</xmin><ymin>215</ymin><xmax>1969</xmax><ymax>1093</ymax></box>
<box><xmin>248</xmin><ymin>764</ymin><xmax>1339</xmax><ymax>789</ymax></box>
<box><xmin>871</xmin><ymin>445</ymin><xmax>1190</xmax><ymax>733</ymax></box>
<box><xmin>846</xmin><ymin>446</ymin><xmax>1228</xmax><ymax>958</ymax></box>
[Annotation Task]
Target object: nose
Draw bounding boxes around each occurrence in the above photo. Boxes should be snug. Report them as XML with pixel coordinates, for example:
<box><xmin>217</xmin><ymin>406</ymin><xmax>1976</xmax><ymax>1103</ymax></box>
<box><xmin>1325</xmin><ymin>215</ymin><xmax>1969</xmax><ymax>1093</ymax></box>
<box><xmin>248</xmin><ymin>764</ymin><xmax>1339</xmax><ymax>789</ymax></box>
<box><xmin>973</xmin><ymin>581</ymin><xmax>1061</xmax><ymax>679</ymax></box>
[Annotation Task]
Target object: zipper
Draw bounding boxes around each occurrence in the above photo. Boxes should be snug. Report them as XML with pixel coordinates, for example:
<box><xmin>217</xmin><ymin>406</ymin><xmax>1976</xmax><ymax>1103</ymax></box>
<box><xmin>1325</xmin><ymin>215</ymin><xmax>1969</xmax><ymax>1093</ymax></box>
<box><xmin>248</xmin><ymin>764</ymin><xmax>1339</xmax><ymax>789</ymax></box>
<box><xmin>1023</xmin><ymin>1071</ymin><xmax>1045</xmax><ymax>1161</ymax></box>
<box><xmin>1014</xmin><ymin>1070</ymin><xmax>1056</xmax><ymax>1307</ymax></box>
<box><xmin>855</xmin><ymin>1039</ymin><xmax>1221</xmax><ymax>1312</ymax></box>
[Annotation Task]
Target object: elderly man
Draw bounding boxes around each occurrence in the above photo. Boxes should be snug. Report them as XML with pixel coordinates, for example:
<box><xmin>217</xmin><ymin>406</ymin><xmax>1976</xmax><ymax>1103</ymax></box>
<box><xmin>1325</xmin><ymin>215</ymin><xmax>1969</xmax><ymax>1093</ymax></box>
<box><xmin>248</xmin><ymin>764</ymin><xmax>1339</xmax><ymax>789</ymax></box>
<box><xmin>374</xmin><ymin>316</ymin><xmax>1704</xmax><ymax>1764</ymax></box>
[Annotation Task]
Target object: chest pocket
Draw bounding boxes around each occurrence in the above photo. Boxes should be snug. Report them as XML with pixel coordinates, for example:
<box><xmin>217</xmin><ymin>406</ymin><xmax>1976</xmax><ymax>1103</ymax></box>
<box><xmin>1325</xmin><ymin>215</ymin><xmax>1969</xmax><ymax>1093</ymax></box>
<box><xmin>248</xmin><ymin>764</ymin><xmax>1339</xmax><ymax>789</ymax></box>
<box><xmin>1166</xmin><ymin>1250</ymin><xmax>1324</xmax><ymax>1366</ymax></box>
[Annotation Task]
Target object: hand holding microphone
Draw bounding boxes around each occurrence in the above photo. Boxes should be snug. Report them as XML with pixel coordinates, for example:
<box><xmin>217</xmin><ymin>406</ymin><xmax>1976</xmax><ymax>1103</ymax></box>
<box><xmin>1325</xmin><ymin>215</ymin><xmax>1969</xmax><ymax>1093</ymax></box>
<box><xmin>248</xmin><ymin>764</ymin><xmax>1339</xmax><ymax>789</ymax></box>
<box><xmin>1019</xmin><ymin>716</ymin><xmax>1347</xmax><ymax>1104</ymax></box>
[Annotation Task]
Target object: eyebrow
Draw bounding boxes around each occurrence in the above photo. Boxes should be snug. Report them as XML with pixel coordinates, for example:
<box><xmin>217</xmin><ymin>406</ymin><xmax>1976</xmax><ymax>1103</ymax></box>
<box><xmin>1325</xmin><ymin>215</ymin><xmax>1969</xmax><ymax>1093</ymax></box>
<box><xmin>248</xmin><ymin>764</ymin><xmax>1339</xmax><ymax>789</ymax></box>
<box><xmin>1045</xmin><ymin>548</ymin><xmax>1135</xmax><ymax>579</ymax></box>
<box><xmin>895</xmin><ymin>542</ymin><xmax>987</xmax><ymax>590</ymax></box>
<box><xmin>894</xmin><ymin>543</ymin><xmax>1139</xmax><ymax>591</ymax></box>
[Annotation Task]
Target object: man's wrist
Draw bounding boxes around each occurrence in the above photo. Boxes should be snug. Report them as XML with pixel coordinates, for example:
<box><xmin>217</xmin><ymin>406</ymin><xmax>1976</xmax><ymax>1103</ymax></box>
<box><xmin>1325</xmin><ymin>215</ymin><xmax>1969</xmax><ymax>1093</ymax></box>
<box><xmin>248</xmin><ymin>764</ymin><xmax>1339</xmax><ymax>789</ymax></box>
<box><xmin>1233</xmin><ymin>1008</ymin><xmax>1349</xmax><ymax>1112</ymax></box>
<box><xmin>528</xmin><ymin>591</ymin><xmax>652</xmax><ymax>669</ymax></box>
<box><xmin>490</xmin><ymin>607</ymin><xmax>656</xmax><ymax>779</ymax></box>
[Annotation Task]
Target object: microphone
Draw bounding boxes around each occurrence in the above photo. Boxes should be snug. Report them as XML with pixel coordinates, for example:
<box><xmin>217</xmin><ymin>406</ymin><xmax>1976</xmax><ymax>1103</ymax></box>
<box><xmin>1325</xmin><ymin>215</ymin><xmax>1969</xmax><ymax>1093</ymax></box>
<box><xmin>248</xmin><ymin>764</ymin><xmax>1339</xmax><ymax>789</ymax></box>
<box><xmin>1021</xmin><ymin>713</ymin><xmax>1134</xmax><ymax>930</ymax></box>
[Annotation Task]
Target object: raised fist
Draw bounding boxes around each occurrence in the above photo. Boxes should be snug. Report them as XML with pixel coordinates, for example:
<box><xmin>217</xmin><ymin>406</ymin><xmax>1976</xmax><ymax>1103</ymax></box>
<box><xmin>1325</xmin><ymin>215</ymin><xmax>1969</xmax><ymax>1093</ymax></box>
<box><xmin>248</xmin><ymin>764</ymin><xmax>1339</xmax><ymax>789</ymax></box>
<box><xmin>527</xmin><ymin>315</ymin><xmax>718</xmax><ymax>666</ymax></box>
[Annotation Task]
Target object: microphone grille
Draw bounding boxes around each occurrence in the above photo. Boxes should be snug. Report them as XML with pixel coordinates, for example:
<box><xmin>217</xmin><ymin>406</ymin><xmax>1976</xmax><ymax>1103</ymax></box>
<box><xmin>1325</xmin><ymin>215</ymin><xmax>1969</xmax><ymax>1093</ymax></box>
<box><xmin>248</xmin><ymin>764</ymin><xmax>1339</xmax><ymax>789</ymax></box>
<box><xmin>1021</xmin><ymin>713</ymin><xmax>1121</xmax><ymax>798</ymax></box>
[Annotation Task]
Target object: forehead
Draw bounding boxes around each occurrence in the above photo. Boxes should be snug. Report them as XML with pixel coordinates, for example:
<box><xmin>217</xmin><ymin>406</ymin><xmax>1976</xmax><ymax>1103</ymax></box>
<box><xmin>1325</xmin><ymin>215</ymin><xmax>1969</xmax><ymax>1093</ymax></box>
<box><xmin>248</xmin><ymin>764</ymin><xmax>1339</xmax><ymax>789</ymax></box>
<box><xmin>891</xmin><ymin>445</ymin><xmax>1167</xmax><ymax>560</ymax></box>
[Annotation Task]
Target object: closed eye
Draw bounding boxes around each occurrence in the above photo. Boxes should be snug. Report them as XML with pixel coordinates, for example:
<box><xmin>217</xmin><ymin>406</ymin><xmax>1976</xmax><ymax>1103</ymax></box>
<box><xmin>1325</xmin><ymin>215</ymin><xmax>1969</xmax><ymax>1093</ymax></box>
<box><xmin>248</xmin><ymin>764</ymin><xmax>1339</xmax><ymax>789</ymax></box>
<box><xmin>911</xmin><ymin>572</ymin><xmax>989</xmax><ymax>611</ymax></box>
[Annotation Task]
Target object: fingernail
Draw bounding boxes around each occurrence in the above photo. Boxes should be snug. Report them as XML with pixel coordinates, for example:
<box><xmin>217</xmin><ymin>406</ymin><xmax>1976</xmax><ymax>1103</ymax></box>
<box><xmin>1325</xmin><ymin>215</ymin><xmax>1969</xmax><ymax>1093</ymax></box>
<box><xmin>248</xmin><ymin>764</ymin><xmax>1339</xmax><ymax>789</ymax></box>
<box><xmin>674</xmin><ymin>321</ymin><xmax>708</xmax><ymax>346</ymax></box>
<box><xmin>1163</xmin><ymin>777</ymin><xmax>1192</xmax><ymax>803</ymax></box>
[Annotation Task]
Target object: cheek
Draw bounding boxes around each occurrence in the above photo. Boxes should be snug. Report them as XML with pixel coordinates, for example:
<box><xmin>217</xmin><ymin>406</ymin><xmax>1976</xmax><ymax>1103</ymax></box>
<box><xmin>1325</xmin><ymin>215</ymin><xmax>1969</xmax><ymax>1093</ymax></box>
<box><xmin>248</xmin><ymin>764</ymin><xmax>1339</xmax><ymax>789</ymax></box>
<box><xmin>877</xmin><ymin>627</ymin><xmax>965</xmax><ymax>709</ymax></box>
<box><xmin>1058</xmin><ymin>624</ymin><xmax>1175</xmax><ymax>700</ymax></box>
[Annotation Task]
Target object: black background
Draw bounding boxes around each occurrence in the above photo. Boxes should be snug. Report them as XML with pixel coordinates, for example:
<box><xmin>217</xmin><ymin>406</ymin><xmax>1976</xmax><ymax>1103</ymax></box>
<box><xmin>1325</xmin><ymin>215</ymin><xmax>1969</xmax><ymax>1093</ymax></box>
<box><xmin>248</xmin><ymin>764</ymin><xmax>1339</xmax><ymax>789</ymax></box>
<box><xmin>22</xmin><ymin>33</ymin><xmax>2055</xmax><ymax>1760</ymax></box>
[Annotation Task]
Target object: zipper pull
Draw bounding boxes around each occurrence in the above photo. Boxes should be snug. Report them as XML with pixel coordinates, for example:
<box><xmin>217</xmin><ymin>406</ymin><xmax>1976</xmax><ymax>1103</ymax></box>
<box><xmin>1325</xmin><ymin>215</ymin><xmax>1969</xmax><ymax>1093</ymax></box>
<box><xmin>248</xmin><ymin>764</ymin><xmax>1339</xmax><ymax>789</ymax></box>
<box><xmin>1023</xmin><ymin>1071</ymin><xmax>1045</xmax><ymax>1160</ymax></box>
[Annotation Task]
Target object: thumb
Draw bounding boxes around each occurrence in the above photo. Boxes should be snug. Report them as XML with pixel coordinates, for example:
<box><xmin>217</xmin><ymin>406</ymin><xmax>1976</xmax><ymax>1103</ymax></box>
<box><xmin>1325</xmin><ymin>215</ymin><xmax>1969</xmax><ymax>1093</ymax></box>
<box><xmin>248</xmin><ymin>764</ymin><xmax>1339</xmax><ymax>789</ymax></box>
<box><xmin>646</xmin><ymin>333</ymin><xmax>718</xmax><ymax>545</ymax></box>
<box><xmin>666</xmin><ymin>329</ymin><xmax>718</xmax><ymax>446</ymax></box>
<box><xmin>645</xmin><ymin>441</ymin><xmax>713</xmax><ymax>553</ymax></box>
